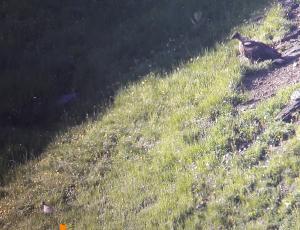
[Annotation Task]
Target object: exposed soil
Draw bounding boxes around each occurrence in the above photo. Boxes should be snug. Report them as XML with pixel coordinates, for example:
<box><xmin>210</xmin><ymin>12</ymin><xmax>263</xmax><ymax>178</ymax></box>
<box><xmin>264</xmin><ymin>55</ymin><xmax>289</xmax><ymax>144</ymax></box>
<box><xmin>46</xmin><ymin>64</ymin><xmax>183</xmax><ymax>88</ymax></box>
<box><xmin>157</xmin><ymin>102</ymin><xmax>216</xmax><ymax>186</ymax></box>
<box><xmin>240</xmin><ymin>0</ymin><xmax>300</xmax><ymax>108</ymax></box>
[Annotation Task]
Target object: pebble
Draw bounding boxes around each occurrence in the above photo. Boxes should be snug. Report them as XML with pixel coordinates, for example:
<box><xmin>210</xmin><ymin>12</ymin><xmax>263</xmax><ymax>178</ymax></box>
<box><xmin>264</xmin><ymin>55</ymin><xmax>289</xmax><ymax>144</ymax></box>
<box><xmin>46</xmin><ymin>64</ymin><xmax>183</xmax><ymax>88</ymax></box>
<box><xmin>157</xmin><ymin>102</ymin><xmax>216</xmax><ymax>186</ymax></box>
<box><xmin>290</xmin><ymin>89</ymin><xmax>300</xmax><ymax>101</ymax></box>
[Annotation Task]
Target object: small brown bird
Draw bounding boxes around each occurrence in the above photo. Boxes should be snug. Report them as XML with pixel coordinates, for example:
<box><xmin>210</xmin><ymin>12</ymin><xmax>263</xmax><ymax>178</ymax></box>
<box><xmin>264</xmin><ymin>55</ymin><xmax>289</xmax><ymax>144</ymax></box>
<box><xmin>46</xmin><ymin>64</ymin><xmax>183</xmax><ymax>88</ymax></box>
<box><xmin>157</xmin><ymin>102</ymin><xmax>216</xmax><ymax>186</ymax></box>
<box><xmin>231</xmin><ymin>32</ymin><xmax>282</xmax><ymax>62</ymax></box>
<box><xmin>41</xmin><ymin>201</ymin><xmax>54</xmax><ymax>214</ymax></box>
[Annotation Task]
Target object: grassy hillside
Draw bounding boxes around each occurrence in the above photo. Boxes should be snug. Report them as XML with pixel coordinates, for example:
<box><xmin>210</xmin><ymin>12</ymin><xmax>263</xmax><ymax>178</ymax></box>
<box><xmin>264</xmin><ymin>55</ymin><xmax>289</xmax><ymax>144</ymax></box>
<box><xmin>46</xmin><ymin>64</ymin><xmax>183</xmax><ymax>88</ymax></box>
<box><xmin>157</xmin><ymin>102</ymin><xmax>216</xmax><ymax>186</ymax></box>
<box><xmin>3</xmin><ymin>1</ymin><xmax>300</xmax><ymax>229</ymax></box>
<box><xmin>0</xmin><ymin>0</ymin><xmax>273</xmax><ymax>124</ymax></box>
<box><xmin>0</xmin><ymin>0</ymin><xmax>276</xmax><ymax>182</ymax></box>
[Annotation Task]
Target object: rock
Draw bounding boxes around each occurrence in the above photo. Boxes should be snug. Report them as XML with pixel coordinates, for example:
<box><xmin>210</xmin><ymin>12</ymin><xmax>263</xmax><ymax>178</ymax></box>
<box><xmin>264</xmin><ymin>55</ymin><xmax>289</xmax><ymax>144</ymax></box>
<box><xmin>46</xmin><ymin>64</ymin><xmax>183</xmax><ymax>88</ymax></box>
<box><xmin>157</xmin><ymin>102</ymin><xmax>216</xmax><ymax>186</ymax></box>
<box><xmin>290</xmin><ymin>89</ymin><xmax>300</xmax><ymax>101</ymax></box>
<box><xmin>277</xmin><ymin>90</ymin><xmax>300</xmax><ymax>122</ymax></box>
<box><xmin>41</xmin><ymin>202</ymin><xmax>54</xmax><ymax>214</ymax></box>
<box><xmin>280</xmin><ymin>29</ymin><xmax>300</xmax><ymax>43</ymax></box>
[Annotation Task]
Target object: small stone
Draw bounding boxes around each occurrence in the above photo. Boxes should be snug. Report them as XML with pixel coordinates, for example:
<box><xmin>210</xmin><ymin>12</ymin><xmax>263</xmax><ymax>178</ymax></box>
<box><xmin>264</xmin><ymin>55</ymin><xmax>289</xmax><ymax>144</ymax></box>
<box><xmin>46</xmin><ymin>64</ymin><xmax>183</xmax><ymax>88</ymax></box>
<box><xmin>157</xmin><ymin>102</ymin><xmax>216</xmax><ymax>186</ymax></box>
<box><xmin>41</xmin><ymin>202</ymin><xmax>54</xmax><ymax>214</ymax></box>
<box><xmin>290</xmin><ymin>89</ymin><xmax>300</xmax><ymax>101</ymax></box>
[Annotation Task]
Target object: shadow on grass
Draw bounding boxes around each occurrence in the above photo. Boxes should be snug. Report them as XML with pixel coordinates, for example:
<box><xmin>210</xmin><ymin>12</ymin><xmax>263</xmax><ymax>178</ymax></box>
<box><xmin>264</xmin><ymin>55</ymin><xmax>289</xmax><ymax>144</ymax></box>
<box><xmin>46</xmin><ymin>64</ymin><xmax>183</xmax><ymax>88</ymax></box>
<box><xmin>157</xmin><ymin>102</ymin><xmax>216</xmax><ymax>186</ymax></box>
<box><xmin>0</xmin><ymin>0</ymin><xmax>274</xmax><ymax>184</ymax></box>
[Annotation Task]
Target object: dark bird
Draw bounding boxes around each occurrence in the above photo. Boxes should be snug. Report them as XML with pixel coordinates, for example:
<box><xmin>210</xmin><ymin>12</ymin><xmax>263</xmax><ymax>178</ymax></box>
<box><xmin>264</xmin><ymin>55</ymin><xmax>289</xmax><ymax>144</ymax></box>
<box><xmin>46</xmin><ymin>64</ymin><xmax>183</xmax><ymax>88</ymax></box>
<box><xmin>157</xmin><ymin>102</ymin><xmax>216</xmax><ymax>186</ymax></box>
<box><xmin>231</xmin><ymin>32</ymin><xmax>282</xmax><ymax>62</ymax></box>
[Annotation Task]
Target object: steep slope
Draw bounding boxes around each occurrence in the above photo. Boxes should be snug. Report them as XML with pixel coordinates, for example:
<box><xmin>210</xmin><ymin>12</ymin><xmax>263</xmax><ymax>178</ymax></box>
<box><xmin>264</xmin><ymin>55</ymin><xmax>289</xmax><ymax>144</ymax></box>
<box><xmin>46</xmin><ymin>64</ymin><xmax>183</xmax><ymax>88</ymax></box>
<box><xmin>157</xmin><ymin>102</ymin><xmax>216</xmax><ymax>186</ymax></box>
<box><xmin>3</xmin><ymin>1</ymin><xmax>300</xmax><ymax>229</ymax></box>
<box><xmin>0</xmin><ymin>0</ymin><xmax>274</xmax><ymax>181</ymax></box>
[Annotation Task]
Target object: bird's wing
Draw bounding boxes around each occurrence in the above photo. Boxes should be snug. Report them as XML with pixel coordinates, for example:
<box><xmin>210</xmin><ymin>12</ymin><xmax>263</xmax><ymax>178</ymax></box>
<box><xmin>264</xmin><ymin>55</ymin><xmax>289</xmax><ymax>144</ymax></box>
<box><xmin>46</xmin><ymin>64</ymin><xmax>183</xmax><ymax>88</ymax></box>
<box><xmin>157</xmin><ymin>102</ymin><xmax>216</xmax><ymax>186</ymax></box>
<box><xmin>258</xmin><ymin>42</ymin><xmax>281</xmax><ymax>58</ymax></box>
<box><xmin>242</xmin><ymin>40</ymin><xmax>259</xmax><ymax>47</ymax></box>
<box><xmin>243</xmin><ymin>41</ymin><xmax>281</xmax><ymax>59</ymax></box>
<box><xmin>242</xmin><ymin>41</ymin><xmax>261</xmax><ymax>54</ymax></box>
<box><xmin>243</xmin><ymin>41</ymin><xmax>273</xmax><ymax>49</ymax></box>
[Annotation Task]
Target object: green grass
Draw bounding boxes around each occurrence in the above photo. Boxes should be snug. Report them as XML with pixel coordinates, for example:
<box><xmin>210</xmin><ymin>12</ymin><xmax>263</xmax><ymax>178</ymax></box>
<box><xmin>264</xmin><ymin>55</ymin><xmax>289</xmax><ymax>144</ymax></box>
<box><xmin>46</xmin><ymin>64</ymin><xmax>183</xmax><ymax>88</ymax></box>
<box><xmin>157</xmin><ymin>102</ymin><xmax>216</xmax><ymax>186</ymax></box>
<box><xmin>0</xmin><ymin>0</ymin><xmax>277</xmax><ymax>181</ymax></box>
<box><xmin>3</xmin><ymin>1</ymin><xmax>300</xmax><ymax>229</ymax></box>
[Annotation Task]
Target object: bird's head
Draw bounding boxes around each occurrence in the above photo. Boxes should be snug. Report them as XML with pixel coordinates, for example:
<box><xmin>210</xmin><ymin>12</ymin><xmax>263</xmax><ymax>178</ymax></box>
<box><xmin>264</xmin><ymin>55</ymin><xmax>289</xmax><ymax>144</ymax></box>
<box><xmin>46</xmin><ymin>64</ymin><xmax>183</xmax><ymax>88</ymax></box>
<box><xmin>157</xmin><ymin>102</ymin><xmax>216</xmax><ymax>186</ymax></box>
<box><xmin>231</xmin><ymin>32</ymin><xmax>241</xmax><ymax>40</ymax></box>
